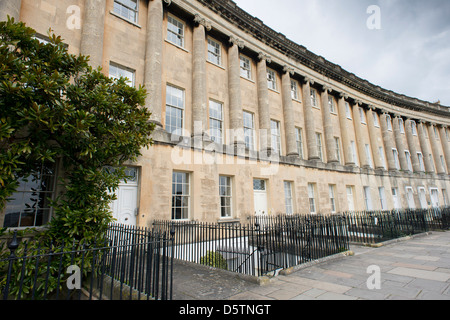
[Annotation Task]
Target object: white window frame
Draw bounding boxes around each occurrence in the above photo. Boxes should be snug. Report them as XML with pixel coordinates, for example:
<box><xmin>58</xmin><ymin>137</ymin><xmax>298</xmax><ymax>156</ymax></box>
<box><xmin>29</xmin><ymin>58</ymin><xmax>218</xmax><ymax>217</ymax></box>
<box><xmin>296</xmin><ymin>127</ymin><xmax>304</xmax><ymax>159</ymax></box>
<box><xmin>271</xmin><ymin>119</ymin><xmax>282</xmax><ymax>155</ymax></box>
<box><xmin>365</xmin><ymin>144</ymin><xmax>373</xmax><ymax>168</ymax></box>
<box><xmin>167</xmin><ymin>15</ymin><xmax>185</xmax><ymax>48</ymax></box>
<box><xmin>243</xmin><ymin>111</ymin><xmax>255</xmax><ymax>150</ymax></box>
<box><xmin>308</xmin><ymin>183</ymin><xmax>317</xmax><ymax>214</ymax></box>
<box><xmin>328</xmin><ymin>96</ymin><xmax>336</xmax><ymax>113</ymax></box>
<box><xmin>113</xmin><ymin>0</ymin><xmax>138</xmax><ymax>23</ymax></box>
<box><xmin>346</xmin><ymin>186</ymin><xmax>355</xmax><ymax>212</ymax></box>
<box><xmin>329</xmin><ymin>184</ymin><xmax>337</xmax><ymax>213</ymax></box>
<box><xmin>399</xmin><ymin>118</ymin><xmax>405</xmax><ymax>134</ymax></box>
<box><xmin>418</xmin><ymin>187</ymin><xmax>428</xmax><ymax>209</ymax></box>
<box><xmin>334</xmin><ymin>137</ymin><xmax>341</xmax><ymax>163</ymax></box>
<box><xmin>411</xmin><ymin>121</ymin><xmax>417</xmax><ymax>136</ymax></box>
<box><xmin>172</xmin><ymin>171</ymin><xmax>190</xmax><ymax>220</ymax></box>
<box><xmin>406</xmin><ymin>186</ymin><xmax>415</xmax><ymax>209</ymax></box>
<box><xmin>109</xmin><ymin>62</ymin><xmax>135</xmax><ymax>87</ymax></box>
<box><xmin>316</xmin><ymin>132</ymin><xmax>323</xmax><ymax>161</ymax></box>
<box><xmin>219</xmin><ymin>176</ymin><xmax>233</xmax><ymax>218</ymax></box>
<box><xmin>284</xmin><ymin>181</ymin><xmax>294</xmax><ymax>215</ymax></box>
<box><xmin>364</xmin><ymin>186</ymin><xmax>373</xmax><ymax>211</ymax></box>
<box><xmin>165</xmin><ymin>84</ymin><xmax>185</xmax><ymax>135</ymax></box>
<box><xmin>440</xmin><ymin>155</ymin><xmax>446</xmax><ymax>173</ymax></box>
<box><xmin>345</xmin><ymin>102</ymin><xmax>352</xmax><ymax>119</ymax></box>
<box><xmin>209</xmin><ymin>100</ymin><xmax>223</xmax><ymax>144</ymax></box>
<box><xmin>310</xmin><ymin>88</ymin><xmax>318</xmax><ymax>108</ymax></box>
<box><xmin>386</xmin><ymin>114</ymin><xmax>393</xmax><ymax>131</ymax></box>
<box><xmin>207</xmin><ymin>37</ymin><xmax>222</xmax><ymax>66</ymax></box>
<box><xmin>392</xmin><ymin>148</ymin><xmax>400</xmax><ymax>170</ymax></box>
<box><xmin>379</xmin><ymin>147</ymin><xmax>386</xmax><ymax>169</ymax></box>
<box><xmin>417</xmin><ymin>152</ymin><xmax>425</xmax><ymax>171</ymax></box>
<box><xmin>291</xmin><ymin>80</ymin><xmax>299</xmax><ymax>100</ymax></box>
<box><xmin>373</xmin><ymin>111</ymin><xmax>379</xmax><ymax>127</ymax></box>
<box><xmin>378</xmin><ymin>187</ymin><xmax>387</xmax><ymax>211</ymax></box>
<box><xmin>359</xmin><ymin>107</ymin><xmax>366</xmax><ymax>124</ymax></box>
<box><xmin>267</xmin><ymin>68</ymin><xmax>277</xmax><ymax>91</ymax></box>
<box><xmin>392</xmin><ymin>188</ymin><xmax>401</xmax><ymax>210</ymax></box>
<box><xmin>405</xmin><ymin>150</ymin><xmax>413</xmax><ymax>172</ymax></box>
<box><xmin>239</xmin><ymin>55</ymin><xmax>252</xmax><ymax>79</ymax></box>
<box><xmin>351</xmin><ymin>141</ymin><xmax>358</xmax><ymax>165</ymax></box>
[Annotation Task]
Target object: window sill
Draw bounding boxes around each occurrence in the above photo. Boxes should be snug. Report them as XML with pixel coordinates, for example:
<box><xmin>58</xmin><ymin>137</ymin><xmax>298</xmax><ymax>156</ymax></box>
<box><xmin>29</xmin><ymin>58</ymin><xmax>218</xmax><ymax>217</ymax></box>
<box><xmin>109</xmin><ymin>11</ymin><xmax>142</xmax><ymax>28</ymax></box>
<box><xmin>206</xmin><ymin>60</ymin><xmax>226</xmax><ymax>70</ymax></box>
<box><xmin>164</xmin><ymin>39</ymin><xmax>189</xmax><ymax>53</ymax></box>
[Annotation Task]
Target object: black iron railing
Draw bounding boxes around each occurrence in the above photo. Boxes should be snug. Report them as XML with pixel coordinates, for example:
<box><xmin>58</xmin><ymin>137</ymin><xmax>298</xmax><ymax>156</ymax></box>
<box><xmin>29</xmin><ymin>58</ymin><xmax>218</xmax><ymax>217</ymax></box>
<box><xmin>0</xmin><ymin>224</ymin><xmax>174</xmax><ymax>300</ymax></box>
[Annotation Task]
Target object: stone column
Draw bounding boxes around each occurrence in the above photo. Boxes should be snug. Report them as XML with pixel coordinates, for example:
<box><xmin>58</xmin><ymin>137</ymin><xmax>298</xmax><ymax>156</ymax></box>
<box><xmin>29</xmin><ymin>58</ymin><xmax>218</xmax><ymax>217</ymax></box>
<box><xmin>80</xmin><ymin>0</ymin><xmax>107</xmax><ymax>68</ymax></box>
<box><xmin>393</xmin><ymin>115</ymin><xmax>408</xmax><ymax>171</ymax></box>
<box><xmin>438</xmin><ymin>125</ymin><xmax>450</xmax><ymax>173</ymax></box>
<box><xmin>337</xmin><ymin>93</ymin><xmax>353</xmax><ymax>165</ymax></box>
<box><xmin>228</xmin><ymin>36</ymin><xmax>245</xmax><ymax>147</ymax></box>
<box><xmin>405</xmin><ymin>119</ymin><xmax>421</xmax><ymax>172</ymax></box>
<box><xmin>418</xmin><ymin>121</ymin><xmax>434</xmax><ymax>173</ymax></box>
<box><xmin>366</xmin><ymin>106</ymin><xmax>383</xmax><ymax>169</ymax></box>
<box><xmin>143</xmin><ymin>0</ymin><xmax>165</xmax><ymax>127</ymax></box>
<box><xmin>192</xmin><ymin>14</ymin><xmax>210</xmax><ymax>136</ymax></box>
<box><xmin>428</xmin><ymin>123</ymin><xmax>445</xmax><ymax>174</ymax></box>
<box><xmin>380</xmin><ymin>112</ymin><xmax>396</xmax><ymax>171</ymax></box>
<box><xmin>281</xmin><ymin>66</ymin><xmax>298</xmax><ymax>156</ymax></box>
<box><xmin>256</xmin><ymin>52</ymin><xmax>272</xmax><ymax>154</ymax></box>
<box><xmin>0</xmin><ymin>0</ymin><xmax>21</xmax><ymax>21</ymax></box>
<box><xmin>302</xmin><ymin>77</ymin><xmax>319</xmax><ymax>160</ymax></box>
<box><xmin>320</xmin><ymin>86</ymin><xmax>338</xmax><ymax>163</ymax></box>
<box><xmin>352</xmin><ymin>101</ymin><xmax>369</xmax><ymax>168</ymax></box>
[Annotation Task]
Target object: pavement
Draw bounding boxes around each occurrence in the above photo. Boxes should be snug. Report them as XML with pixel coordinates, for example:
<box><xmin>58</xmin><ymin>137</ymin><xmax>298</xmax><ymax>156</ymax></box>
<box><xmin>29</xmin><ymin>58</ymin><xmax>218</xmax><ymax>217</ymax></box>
<box><xmin>171</xmin><ymin>231</ymin><xmax>450</xmax><ymax>300</ymax></box>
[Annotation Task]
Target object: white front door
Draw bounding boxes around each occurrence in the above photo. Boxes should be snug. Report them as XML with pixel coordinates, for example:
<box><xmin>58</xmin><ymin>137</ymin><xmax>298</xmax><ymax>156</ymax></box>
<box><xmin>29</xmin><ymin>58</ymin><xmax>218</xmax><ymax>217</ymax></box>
<box><xmin>253</xmin><ymin>179</ymin><xmax>268</xmax><ymax>216</ymax></box>
<box><xmin>430</xmin><ymin>188</ymin><xmax>440</xmax><ymax>208</ymax></box>
<box><xmin>110</xmin><ymin>168</ymin><xmax>139</xmax><ymax>226</ymax></box>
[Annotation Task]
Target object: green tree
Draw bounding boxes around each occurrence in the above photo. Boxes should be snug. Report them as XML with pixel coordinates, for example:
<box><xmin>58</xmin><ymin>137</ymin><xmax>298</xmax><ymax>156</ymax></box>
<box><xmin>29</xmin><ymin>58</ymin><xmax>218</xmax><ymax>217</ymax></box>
<box><xmin>0</xmin><ymin>18</ymin><xmax>155</xmax><ymax>243</ymax></box>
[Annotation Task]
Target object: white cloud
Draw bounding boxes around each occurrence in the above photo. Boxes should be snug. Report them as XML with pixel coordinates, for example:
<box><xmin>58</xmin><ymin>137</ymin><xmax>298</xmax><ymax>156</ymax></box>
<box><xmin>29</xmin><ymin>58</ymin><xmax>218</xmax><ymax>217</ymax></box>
<box><xmin>233</xmin><ymin>0</ymin><xmax>450</xmax><ymax>106</ymax></box>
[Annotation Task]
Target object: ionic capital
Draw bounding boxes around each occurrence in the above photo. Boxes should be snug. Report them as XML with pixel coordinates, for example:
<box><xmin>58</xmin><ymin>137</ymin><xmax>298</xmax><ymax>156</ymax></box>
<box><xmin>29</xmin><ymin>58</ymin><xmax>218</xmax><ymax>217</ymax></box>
<box><xmin>257</xmin><ymin>52</ymin><xmax>272</xmax><ymax>64</ymax></box>
<box><xmin>194</xmin><ymin>14</ymin><xmax>212</xmax><ymax>31</ymax></box>
<box><xmin>229</xmin><ymin>36</ymin><xmax>245</xmax><ymax>49</ymax></box>
<box><xmin>282</xmin><ymin>65</ymin><xmax>295</xmax><ymax>76</ymax></box>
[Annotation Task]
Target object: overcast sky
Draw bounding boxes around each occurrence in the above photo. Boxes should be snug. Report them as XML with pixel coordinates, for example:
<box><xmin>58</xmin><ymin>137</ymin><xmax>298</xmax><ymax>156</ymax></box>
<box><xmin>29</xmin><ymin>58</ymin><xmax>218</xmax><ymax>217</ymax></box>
<box><xmin>233</xmin><ymin>0</ymin><xmax>450</xmax><ymax>107</ymax></box>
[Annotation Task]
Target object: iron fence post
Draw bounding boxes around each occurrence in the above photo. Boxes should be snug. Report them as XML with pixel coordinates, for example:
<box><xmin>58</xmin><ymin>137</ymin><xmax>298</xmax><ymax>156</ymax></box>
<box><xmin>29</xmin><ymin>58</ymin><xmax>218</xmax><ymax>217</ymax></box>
<box><xmin>3</xmin><ymin>230</ymin><xmax>20</xmax><ymax>300</ymax></box>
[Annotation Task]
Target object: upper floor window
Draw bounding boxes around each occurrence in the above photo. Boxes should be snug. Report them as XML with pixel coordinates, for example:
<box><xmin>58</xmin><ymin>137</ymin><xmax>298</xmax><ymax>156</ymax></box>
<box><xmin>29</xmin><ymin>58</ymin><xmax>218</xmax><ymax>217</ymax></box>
<box><xmin>373</xmin><ymin>111</ymin><xmax>379</xmax><ymax>127</ymax></box>
<box><xmin>386</xmin><ymin>115</ymin><xmax>393</xmax><ymax>131</ymax></box>
<box><xmin>291</xmin><ymin>80</ymin><xmax>299</xmax><ymax>100</ymax></box>
<box><xmin>310</xmin><ymin>89</ymin><xmax>318</xmax><ymax>107</ymax></box>
<box><xmin>165</xmin><ymin>85</ymin><xmax>185</xmax><ymax>134</ymax></box>
<box><xmin>240</xmin><ymin>55</ymin><xmax>252</xmax><ymax>79</ymax></box>
<box><xmin>243</xmin><ymin>111</ymin><xmax>255</xmax><ymax>150</ymax></box>
<box><xmin>113</xmin><ymin>0</ymin><xmax>138</xmax><ymax>23</ymax></box>
<box><xmin>267</xmin><ymin>68</ymin><xmax>277</xmax><ymax>90</ymax></box>
<box><xmin>271</xmin><ymin>120</ymin><xmax>281</xmax><ymax>154</ymax></box>
<box><xmin>345</xmin><ymin>102</ymin><xmax>352</xmax><ymax>119</ymax></box>
<box><xmin>398</xmin><ymin>118</ymin><xmax>404</xmax><ymax>134</ymax></box>
<box><xmin>411</xmin><ymin>121</ymin><xmax>417</xmax><ymax>136</ymax></box>
<box><xmin>328</xmin><ymin>96</ymin><xmax>336</xmax><ymax>113</ymax></box>
<box><xmin>209</xmin><ymin>100</ymin><xmax>223</xmax><ymax>144</ymax></box>
<box><xmin>167</xmin><ymin>15</ymin><xmax>185</xmax><ymax>48</ymax></box>
<box><xmin>359</xmin><ymin>107</ymin><xmax>366</xmax><ymax>124</ymax></box>
<box><xmin>207</xmin><ymin>38</ymin><xmax>221</xmax><ymax>65</ymax></box>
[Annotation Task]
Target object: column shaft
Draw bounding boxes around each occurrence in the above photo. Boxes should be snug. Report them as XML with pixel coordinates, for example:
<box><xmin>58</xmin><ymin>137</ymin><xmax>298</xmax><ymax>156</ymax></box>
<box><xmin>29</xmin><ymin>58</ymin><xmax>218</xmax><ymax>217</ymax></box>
<box><xmin>0</xmin><ymin>0</ymin><xmax>21</xmax><ymax>21</ymax></box>
<box><xmin>418</xmin><ymin>122</ymin><xmax>434</xmax><ymax>173</ymax></box>
<box><xmin>320</xmin><ymin>88</ymin><xmax>338</xmax><ymax>163</ymax></box>
<box><xmin>256</xmin><ymin>54</ymin><xmax>271</xmax><ymax>153</ymax></box>
<box><xmin>366</xmin><ymin>108</ymin><xmax>383</xmax><ymax>169</ymax></box>
<box><xmin>428</xmin><ymin>124</ymin><xmax>445</xmax><ymax>174</ymax></box>
<box><xmin>302</xmin><ymin>79</ymin><xmax>318</xmax><ymax>160</ymax></box>
<box><xmin>380</xmin><ymin>113</ymin><xmax>396</xmax><ymax>171</ymax></box>
<box><xmin>393</xmin><ymin>116</ymin><xmax>408</xmax><ymax>171</ymax></box>
<box><xmin>281</xmin><ymin>69</ymin><xmax>298</xmax><ymax>156</ymax></box>
<box><xmin>228</xmin><ymin>39</ymin><xmax>244</xmax><ymax>145</ymax></box>
<box><xmin>192</xmin><ymin>22</ymin><xmax>207</xmax><ymax>135</ymax></box>
<box><xmin>405</xmin><ymin>119</ymin><xmax>421</xmax><ymax>172</ymax></box>
<box><xmin>80</xmin><ymin>0</ymin><xmax>106</xmax><ymax>68</ymax></box>
<box><xmin>144</xmin><ymin>0</ymin><xmax>164</xmax><ymax>127</ymax></box>
<box><xmin>337</xmin><ymin>96</ymin><xmax>353</xmax><ymax>165</ymax></box>
<box><xmin>352</xmin><ymin>103</ymin><xmax>368</xmax><ymax>168</ymax></box>
<box><xmin>438</xmin><ymin>126</ymin><xmax>450</xmax><ymax>173</ymax></box>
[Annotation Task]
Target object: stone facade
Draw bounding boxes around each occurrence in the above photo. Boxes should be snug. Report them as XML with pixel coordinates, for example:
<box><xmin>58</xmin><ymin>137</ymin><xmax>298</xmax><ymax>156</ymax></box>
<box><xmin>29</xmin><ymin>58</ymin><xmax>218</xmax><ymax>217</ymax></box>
<box><xmin>2</xmin><ymin>0</ymin><xmax>450</xmax><ymax>229</ymax></box>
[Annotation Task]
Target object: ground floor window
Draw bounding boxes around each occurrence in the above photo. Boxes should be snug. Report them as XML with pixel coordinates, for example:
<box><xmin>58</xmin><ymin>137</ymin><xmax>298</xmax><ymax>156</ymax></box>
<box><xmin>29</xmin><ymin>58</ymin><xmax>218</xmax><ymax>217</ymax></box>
<box><xmin>172</xmin><ymin>171</ymin><xmax>190</xmax><ymax>220</ymax></box>
<box><xmin>3</xmin><ymin>163</ymin><xmax>57</xmax><ymax>228</ymax></box>
<box><xmin>219</xmin><ymin>176</ymin><xmax>232</xmax><ymax>218</ymax></box>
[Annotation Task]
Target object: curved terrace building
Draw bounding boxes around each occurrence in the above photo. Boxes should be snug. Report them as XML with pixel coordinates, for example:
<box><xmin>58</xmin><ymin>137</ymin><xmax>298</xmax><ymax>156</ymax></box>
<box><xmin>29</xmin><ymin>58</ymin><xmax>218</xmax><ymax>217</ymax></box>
<box><xmin>1</xmin><ymin>0</ymin><xmax>450</xmax><ymax>229</ymax></box>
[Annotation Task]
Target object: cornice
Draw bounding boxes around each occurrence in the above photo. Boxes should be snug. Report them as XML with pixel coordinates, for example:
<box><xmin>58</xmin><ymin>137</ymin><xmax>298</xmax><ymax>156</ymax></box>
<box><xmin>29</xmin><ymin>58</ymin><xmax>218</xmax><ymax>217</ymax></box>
<box><xmin>195</xmin><ymin>0</ymin><xmax>450</xmax><ymax>118</ymax></box>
